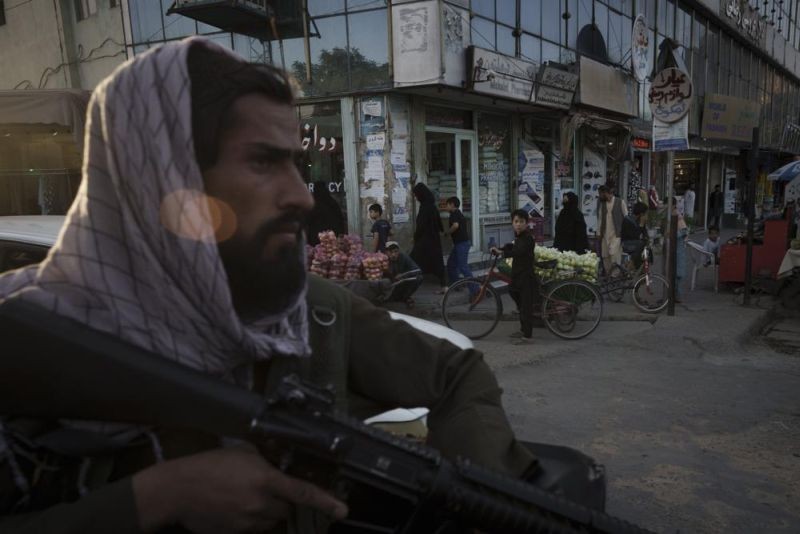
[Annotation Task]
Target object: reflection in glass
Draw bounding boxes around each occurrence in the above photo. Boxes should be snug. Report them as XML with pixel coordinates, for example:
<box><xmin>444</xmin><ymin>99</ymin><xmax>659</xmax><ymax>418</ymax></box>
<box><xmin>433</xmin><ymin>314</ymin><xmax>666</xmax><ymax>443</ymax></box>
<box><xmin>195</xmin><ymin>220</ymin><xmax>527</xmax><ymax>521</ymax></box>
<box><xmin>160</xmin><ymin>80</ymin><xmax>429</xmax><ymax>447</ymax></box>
<box><xmin>542</xmin><ymin>0</ymin><xmax>560</xmax><ymax>43</ymax></box>
<box><xmin>471</xmin><ymin>16</ymin><xmax>495</xmax><ymax>48</ymax></box>
<box><xmin>496</xmin><ymin>0</ymin><xmax>515</xmax><ymax>26</ymax></box>
<box><xmin>348</xmin><ymin>0</ymin><xmax>387</xmax><ymax>10</ymax></box>
<box><xmin>521</xmin><ymin>0</ymin><xmax>541</xmax><ymax>34</ymax></box>
<box><xmin>542</xmin><ymin>40</ymin><xmax>559</xmax><ymax>63</ymax></box>
<box><xmin>471</xmin><ymin>0</ymin><xmax>494</xmax><ymax>19</ymax></box>
<box><xmin>348</xmin><ymin>9</ymin><xmax>389</xmax><ymax>89</ymax></box>
<box><xmin>279</xmin><ymin>37</ymin><xmax>308</xmax><ymax>83</ymax></box>
<box><xmin>130</xmin><ymin>1</ymin><xmax>164</xmax><ymax>43</ymax></box>
<box><xmin>309</xmin><ymin>0</ymin><xmax>344</xmax><ymax>16</ymax></box>
<box><xmin>497</xmin><ymin>24</ymin><xmax>515</xmax><ymax>55</ymax></box>
<box><xmin>521</xmin><ymin>34</ymin><xmax>541</xmax><ymax>63</ymax></box>
<box><xmin>308</xmin><ymin>16</ymin><xmax>349</xmax><ymax>94</ymax></box>
<box><xmin>163</xmin><ymin>10</ymin><xmax>197</xmax><ymax>40</ymax></box>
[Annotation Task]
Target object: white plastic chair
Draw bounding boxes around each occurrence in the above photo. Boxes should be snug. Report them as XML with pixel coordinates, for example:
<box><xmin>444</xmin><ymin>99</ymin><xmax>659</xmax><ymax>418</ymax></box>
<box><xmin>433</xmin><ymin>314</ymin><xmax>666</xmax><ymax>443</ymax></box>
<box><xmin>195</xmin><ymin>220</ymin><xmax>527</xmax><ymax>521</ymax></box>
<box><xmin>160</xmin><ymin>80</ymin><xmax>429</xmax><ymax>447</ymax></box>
<box><xmin>687</xmin><ymin>241</ymin><xmax>718</xmax><ymax>293</ymax></box>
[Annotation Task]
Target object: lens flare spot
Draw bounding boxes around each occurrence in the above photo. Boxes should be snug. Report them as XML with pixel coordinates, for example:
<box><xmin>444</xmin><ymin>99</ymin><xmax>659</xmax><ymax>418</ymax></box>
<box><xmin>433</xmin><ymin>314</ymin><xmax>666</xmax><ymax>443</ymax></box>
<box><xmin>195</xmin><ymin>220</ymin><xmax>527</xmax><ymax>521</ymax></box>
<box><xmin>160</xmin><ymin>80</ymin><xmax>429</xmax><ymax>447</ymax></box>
<box><xmin>159</xmin><ymin>190</ymin><xmax>237</xmax><ymax>243</ymax></box>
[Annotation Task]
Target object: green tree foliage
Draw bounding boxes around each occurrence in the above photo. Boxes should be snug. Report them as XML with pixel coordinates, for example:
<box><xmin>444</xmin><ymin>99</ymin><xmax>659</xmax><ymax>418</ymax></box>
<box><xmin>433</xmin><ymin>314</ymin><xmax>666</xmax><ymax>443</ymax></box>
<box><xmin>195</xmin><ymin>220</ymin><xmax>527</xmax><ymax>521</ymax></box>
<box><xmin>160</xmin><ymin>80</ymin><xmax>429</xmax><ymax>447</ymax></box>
<box><xmin>292</xmin><ymin>47</ymin><xmax>389</xmax><ymax>95</ymax></box>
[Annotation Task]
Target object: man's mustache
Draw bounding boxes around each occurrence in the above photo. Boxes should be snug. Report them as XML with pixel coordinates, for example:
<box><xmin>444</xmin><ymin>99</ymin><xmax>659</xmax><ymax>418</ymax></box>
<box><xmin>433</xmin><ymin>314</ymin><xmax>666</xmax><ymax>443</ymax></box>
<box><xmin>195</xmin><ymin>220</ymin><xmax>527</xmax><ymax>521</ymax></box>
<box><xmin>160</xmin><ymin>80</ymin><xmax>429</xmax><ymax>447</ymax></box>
<box><xmin>252</xmin><ymin>212</ymin><xmax>307</xmax><ymax>249</ymax></box>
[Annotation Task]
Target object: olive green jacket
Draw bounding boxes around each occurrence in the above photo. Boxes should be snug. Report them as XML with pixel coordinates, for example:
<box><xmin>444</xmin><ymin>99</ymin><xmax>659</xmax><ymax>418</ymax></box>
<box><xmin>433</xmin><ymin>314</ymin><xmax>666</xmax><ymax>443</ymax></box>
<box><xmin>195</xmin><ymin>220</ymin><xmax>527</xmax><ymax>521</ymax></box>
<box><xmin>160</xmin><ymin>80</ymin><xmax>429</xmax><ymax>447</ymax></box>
<box><xmin>0</xmin><ymin>275</ymin><xmax>534</xmax><ymax>533</ymax></box>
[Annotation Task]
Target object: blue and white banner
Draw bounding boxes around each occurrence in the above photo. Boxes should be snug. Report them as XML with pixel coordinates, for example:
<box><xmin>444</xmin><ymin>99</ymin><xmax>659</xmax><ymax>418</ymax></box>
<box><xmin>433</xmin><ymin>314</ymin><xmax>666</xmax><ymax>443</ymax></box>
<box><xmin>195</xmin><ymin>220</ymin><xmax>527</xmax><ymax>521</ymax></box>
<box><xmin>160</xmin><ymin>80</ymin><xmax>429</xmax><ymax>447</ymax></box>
<box><xmin>653</xmin><ymin>115</ymin><xmax>689</xmax><ymax>152</ymax></box>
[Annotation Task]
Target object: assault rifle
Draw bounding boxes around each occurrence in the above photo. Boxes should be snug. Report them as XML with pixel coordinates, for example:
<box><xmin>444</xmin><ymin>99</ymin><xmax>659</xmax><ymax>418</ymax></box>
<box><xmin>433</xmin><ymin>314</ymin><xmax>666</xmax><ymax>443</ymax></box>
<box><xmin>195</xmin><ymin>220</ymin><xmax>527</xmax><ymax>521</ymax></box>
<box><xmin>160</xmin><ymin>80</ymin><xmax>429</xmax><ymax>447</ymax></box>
<box><xmin>0</xmin><ymin>300</ymin><xmax>652</xmax><ymax>533</ymax></box>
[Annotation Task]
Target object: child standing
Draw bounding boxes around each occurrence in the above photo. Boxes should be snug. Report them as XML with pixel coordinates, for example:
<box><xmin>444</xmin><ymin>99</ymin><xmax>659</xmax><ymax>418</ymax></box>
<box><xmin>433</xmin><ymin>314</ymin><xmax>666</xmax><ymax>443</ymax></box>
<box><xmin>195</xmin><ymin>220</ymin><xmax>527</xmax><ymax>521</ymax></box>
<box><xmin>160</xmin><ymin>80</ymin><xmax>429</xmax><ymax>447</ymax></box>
<box><xmin>491</xmin><ymin>209</ymin><xmax>538</xmax><ymax>345</ymax></box>
<box><xmin>368</xmin><ymin>203</ymin><xmax>392</xmax><ymax>252</ymax></box>
<box><xmin>444</xmin><ymin>197</ymin><xmax>473</xmax><ymax>285</ymax></box>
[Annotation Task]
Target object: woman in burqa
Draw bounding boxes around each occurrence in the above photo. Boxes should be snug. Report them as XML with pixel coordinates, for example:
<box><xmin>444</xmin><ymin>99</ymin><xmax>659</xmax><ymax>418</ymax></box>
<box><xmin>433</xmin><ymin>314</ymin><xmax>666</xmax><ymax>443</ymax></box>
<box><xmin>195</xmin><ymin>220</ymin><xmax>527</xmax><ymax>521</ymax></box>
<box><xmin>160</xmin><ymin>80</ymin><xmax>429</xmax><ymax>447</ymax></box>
<box><xmin>410</xmin><ymin>182</ymin><xmax>447</xmax><ymax>292</ymax></box>
<box><xmin>553</xmin><ymin>191</ymin><xmax>590</xmax><ymax>254</ymax></box>
<box><xmin>305</xmin><ymin>180</ymin><xmax>346</xmax><ymax>245</ymax></box>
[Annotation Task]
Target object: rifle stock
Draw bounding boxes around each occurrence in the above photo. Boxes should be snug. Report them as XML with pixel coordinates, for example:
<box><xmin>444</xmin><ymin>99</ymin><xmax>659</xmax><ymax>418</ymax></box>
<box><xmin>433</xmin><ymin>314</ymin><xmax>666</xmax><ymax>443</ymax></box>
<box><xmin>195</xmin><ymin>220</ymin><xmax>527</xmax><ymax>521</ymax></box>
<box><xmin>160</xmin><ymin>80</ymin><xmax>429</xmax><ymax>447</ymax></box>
<box><xmin>0</xmin><ymin>299</ymin><xmax>652</xmax><ymax>533</ymax></box>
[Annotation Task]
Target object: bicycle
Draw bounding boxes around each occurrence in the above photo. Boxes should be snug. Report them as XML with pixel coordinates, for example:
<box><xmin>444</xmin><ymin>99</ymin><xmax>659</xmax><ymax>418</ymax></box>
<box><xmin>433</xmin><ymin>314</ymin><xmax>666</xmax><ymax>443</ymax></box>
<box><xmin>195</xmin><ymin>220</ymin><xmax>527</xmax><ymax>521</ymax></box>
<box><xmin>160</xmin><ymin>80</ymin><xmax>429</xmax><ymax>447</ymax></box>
<box><xmin>596</xmin><ymin>243</ymin><xmax>670</xmax><ymax>313</ymax></box>
<box><xmin>441</xmin><ymin>252</ymin><xmax>603</xmax><ymax>340</ymax></box>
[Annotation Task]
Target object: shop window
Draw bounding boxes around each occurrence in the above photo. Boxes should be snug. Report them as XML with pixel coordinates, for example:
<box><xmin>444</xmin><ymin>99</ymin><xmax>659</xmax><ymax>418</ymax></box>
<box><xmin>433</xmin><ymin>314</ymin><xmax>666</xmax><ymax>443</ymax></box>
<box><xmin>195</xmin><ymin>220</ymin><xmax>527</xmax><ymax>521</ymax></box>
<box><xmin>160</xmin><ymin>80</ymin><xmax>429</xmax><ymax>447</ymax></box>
<box><xmin>471</xmin><ymin>0</ymin><xmax>494</xmax><ymax>19</ymax></box>
<box><xmin>478</xmin><ymin>113</ymin><xmax>511</xmax><ymax>216</ymax></box>
<box><xmin>298</xmin><ymin>102</ymin><xmax>347</xmax><ymax>242</ymax></box>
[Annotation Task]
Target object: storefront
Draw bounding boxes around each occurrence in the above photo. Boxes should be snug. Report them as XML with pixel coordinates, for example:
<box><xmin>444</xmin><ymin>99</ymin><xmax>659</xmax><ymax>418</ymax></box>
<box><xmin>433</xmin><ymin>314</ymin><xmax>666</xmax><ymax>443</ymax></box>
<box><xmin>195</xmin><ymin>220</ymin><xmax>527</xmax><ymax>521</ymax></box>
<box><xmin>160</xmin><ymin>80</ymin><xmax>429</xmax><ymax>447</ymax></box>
<box><xmin>0</xmin><ymin>90</ymin><xmax>89</xmax><ymax>216</ymax></box>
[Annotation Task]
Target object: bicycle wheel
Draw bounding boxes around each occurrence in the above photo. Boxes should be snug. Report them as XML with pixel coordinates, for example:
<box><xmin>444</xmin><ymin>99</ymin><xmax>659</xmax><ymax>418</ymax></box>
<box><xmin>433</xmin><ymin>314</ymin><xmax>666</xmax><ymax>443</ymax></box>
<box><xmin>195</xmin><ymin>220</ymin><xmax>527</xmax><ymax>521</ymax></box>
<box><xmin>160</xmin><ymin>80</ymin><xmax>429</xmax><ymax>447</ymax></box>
<box><xmin>542</xmin><ymin>280</ymin><xmax>603</xmax><ymax>340</ymax></box>
<box><xmin>606</xmin><ymin>264</ymin><xmax>626</xmax><ymax>302</ymax></box>
<box><xmin>441</xmin><ymin>278</ymin><xmax>502</xmax><ymax>340</ymax></box>
<box><xmin>632</xmin><ymin>273</ymin><xmax>670</xmax><ymax>313</ymax></box>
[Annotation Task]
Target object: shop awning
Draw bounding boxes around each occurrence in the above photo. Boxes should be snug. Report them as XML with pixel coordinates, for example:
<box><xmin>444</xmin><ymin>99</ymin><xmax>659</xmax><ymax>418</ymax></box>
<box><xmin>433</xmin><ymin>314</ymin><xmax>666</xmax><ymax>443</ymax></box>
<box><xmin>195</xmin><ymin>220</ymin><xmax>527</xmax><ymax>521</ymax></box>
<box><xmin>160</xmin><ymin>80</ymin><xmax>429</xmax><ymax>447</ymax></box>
<box><xmin>0</xmin><ymin>90</ymin><xmax>90</xmax><ymax>151</ymax></box>
<box><xmin>768</xmin><ymin>160</ymin><xmax>800</xmax><ymax>182</ymax></box>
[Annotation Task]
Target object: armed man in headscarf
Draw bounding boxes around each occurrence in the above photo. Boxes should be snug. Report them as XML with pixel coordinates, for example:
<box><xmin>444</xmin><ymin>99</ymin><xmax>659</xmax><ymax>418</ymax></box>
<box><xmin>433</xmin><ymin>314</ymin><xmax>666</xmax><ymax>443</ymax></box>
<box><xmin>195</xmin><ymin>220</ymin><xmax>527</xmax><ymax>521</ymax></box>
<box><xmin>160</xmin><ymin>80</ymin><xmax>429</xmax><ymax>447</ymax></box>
<box><xmin>0</xmin><ymin>38</ymin><xmax>541</xmax><ymax>533</ymax></box>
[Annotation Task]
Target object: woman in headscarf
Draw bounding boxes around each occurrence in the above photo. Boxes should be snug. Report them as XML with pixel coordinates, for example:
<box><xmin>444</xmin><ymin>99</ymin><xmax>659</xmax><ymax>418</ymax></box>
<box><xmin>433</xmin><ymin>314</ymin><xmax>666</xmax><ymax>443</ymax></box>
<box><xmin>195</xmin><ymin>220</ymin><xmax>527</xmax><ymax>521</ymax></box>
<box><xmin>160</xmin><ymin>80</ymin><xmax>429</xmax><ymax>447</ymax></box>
<box><xmin>410</xmin><ymin>182</ymin><xmax>447</xmax><ymax>292</ymax></box>
<box><xmin>305</xmin><ymin>180</ymin><xmax>346</xmax><ymax>245</ymax></box>
<box><xmin>553</xmin><ymin>192</ymin><xmax>589</xmax><ymax>254</ymax></box>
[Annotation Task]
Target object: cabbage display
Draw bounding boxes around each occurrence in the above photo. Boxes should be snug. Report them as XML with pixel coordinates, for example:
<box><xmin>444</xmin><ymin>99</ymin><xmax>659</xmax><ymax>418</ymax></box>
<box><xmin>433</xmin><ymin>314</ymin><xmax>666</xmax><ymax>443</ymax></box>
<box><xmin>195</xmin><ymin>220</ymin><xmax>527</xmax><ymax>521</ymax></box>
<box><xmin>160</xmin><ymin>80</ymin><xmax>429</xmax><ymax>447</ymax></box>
<box><xmin>499</xmin><ymin>247</ymin><xmax>599</xmax><ymax>283</ymax></box>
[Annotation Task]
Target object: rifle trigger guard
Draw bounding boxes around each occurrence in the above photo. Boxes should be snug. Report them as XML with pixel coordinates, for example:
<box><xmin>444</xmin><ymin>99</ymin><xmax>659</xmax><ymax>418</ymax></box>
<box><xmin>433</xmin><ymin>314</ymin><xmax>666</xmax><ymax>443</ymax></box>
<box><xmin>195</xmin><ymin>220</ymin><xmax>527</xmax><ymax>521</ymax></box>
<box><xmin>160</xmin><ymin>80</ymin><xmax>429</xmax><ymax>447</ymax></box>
<box><xmin>311</xmin><ymin>306</ymin><xmax>337</xmax><ymax>327</ymax></box>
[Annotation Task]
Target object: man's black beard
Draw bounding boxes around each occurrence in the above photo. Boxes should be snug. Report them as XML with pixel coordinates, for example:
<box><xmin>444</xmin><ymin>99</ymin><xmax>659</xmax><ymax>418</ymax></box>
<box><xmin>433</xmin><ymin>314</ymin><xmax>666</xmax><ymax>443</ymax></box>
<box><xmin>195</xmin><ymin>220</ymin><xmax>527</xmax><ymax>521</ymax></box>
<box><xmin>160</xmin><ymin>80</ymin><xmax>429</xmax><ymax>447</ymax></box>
<box><xmin>218</xmin><ymin>213</ymin><xmax>306</xmax><ymax>318</ymax></box>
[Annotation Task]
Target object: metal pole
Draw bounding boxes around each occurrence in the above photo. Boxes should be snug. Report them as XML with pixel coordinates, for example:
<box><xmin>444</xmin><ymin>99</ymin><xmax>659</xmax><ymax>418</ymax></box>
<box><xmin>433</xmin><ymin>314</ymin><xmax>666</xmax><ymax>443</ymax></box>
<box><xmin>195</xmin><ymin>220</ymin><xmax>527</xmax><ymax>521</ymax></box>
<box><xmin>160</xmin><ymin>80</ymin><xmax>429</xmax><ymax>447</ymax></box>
<box><xmin>743</xmin><ymin>127</ymin><xmax>760</xmax><ymax>306</ymax></box>
<box><xmin>666</xmin><ymin>151</ymin><xmax>676</xmax><ymax>315</ymax></box>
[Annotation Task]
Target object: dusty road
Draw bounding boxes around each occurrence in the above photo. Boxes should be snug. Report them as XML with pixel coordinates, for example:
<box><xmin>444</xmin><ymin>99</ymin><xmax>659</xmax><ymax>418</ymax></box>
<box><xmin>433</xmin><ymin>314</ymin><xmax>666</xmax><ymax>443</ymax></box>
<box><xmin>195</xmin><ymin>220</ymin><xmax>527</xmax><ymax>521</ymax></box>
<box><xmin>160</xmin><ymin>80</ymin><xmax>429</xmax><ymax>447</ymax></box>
<box><xmin>475</xmin><ymin>298</ymin><xmax>800</xmax><ymax>533</ymax></box>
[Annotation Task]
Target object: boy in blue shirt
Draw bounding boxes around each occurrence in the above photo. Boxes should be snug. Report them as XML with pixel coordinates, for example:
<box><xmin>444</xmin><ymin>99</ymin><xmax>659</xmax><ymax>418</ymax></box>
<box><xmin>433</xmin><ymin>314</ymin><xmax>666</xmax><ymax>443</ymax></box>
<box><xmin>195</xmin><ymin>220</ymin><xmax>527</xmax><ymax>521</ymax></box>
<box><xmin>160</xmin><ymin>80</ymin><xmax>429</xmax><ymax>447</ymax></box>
<box><xmin>368</xmin><ymin>203</ymin><xmax>392</xmax><ymax>252</ymax></box>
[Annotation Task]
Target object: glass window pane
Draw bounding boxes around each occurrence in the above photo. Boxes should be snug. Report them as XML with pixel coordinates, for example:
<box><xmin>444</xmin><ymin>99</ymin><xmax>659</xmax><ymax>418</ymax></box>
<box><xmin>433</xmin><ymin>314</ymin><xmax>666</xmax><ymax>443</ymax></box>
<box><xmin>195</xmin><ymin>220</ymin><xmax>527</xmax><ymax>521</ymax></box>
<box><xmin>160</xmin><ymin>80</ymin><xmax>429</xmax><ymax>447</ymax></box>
<box><xmin>198</xmin><ymin>22</ymin><xmax>222</xmax><ymax>34</ymax></box>
<box><xmin>621</xmin><ymin>15</ymin><xmax>631</xmax><ymax>62</ymax></box>
<box><xmin>163</xmin><ymin>12</ymin><xmax>197</xmax><ymax>40</ymax></box>
<box><xmin>233</xmin><ymin>34</ymin><xmax>268</xmax><ymax>63</ymax></box>
<box><xmin>521</xmin><ymin>33</ymin><xmax>541</xmax><ymax>63</ymax></box>
<box><xmin>308</xmin><ymin>16</ymin><xmax>349</xmax><ymax>94</ymax></box>
<box><xmin>497</xmin><ymin>0</ymin><xmax>515</xmax><ymax>25</ymax></box>
<box><xmin>348</xmin><ymin>9</ymin><xmax>389</xmax><ymax>88</ymax></box>
<box><xmin>567</xmin><ymin>0</ymin><xmax>578</xmax><ymax>48</ymax></box>
<box><xmin>472</xmin><ymin>0</ymin><xmax>494</xmax><ymax>19</ymax></box>
<box><xmin>577</xmin><ymin>0</ymin><xmax>592</xmax><ymax>31</ymax></box>
<box><xmin>521</xmin><ymin>0</ymin><xmax>541</xmax><ymax>34</ymax></box>
<box><xmin>645</xmin><ymin>0</ymin><xmax>655</xmax><ymax>28</ymax></box>
<box><xmin>497</xmin><ymin>24</ymin><xmax>516</xmax><ymax>55</ymax></box>
<box><xmin>542</xmin><ymin>0</ymin><xmax>560</xmax><ymax>43</ymax></box>
<box><xmin>348</xmin><ymin>0</ymin><xmax>386</xmax><ymax>10</ymax></box>
<box><xmin>595</xmin><ymin>2</ymin><xmax>608</xmax><ymax>46</ymax></box>
<box><xmin>607</xmin><ymin>11</ymin><xmax>623</xmax><ymax>63</ymax></box>
<box><xmin>665</xmin><ymin>0</ymin><xmax>675</xmax><ymax>38</ymax></box>
<box><xmin>309</xmin><ymin>0</ymin><xmax>344</xmax><ymax>16</ymax></box>
<box><xmin>130</xmin><ymin>1</ymin><xmax>163</xmax><ymax>43</ymax></box>
<box><xmin>542</xmin><ymin>39</ymin><xmax>559</xmax><ymax>62</ymax></box>
<box><xmin>472</xmin><ymin>16</ymin><xmax>495</xmax><ymax>48</ymax></box>
<box><xmin>278</xmin><ymin>37</ymin><xmax>308</xmax><ymax>82</ymax></box>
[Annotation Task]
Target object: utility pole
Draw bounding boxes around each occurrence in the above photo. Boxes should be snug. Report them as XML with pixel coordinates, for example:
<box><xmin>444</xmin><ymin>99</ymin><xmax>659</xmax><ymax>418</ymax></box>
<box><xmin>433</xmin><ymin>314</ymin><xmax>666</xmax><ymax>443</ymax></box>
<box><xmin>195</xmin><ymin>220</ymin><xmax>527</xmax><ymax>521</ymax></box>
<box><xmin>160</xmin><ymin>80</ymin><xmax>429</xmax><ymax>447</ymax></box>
<box><xmin>650</xmin><ymin>39</ymin><xmax>690</xmax><ymax>317</ymax></box>
<box><xmin>666</xmin><ymin>153</ymin><xmax>677</xmax><ymax>315</ymax></box>
<box><xmin>743</xmin><ymin>127</ymin><xmax>760</xmax><ymax>305</ymax></box>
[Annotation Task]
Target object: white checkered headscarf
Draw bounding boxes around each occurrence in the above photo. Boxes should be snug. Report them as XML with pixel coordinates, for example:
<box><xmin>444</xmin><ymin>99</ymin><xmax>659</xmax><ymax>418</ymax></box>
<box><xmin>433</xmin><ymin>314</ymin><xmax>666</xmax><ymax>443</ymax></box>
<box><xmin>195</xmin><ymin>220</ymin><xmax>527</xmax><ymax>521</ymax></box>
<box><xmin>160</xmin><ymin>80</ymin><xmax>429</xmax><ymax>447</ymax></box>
<box><xmin>0</xmin><ymin>38</ymin><xmax>311</xmax><ymax>381</ymax></box>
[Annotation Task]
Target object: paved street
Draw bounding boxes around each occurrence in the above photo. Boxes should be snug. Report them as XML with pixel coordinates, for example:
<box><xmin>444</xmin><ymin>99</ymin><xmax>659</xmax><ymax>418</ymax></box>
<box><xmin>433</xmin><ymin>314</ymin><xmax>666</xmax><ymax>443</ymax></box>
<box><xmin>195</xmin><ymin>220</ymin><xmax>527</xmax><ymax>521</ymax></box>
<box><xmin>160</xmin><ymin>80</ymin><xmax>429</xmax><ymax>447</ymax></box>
<box><xmin>393</xmin><ymin>272</ymin><xmax>800</xmax><ymax>533</ymax></box>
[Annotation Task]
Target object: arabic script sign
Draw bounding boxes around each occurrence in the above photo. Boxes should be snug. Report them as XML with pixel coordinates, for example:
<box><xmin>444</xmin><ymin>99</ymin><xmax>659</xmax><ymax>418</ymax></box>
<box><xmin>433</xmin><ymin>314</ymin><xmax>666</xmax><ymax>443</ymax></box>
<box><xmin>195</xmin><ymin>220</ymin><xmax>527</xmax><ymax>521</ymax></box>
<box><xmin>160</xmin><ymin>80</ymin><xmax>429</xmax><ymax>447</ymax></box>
<box><xmin>467</xmin><ymin>46</ymin><xmax>537</xmax><ymax>103</ymax></box>
<box><xmin>648</xmin><ymin>68</ymin><xmax>692</xmax><ymax>123</ymax></box>
<box><xmin>631</xmin><ymin>14</ymin><xmax>649</xmax><ymax>82</ymax></box>
<box><xmin>721</xmin><ymin>0</ymin><xmax>766</xmax><ymax>44</ymax></box>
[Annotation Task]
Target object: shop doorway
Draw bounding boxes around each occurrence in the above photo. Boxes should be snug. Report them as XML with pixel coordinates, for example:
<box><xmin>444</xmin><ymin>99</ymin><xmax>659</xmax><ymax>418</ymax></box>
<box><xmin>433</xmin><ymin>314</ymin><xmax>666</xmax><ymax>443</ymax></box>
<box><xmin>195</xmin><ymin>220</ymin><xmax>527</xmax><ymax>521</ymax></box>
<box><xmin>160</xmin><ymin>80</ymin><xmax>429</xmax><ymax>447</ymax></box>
<box><xmin>424</xmin><ymin>129</ymin><xmax>479</xmax><ymax>253</ymax></box>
